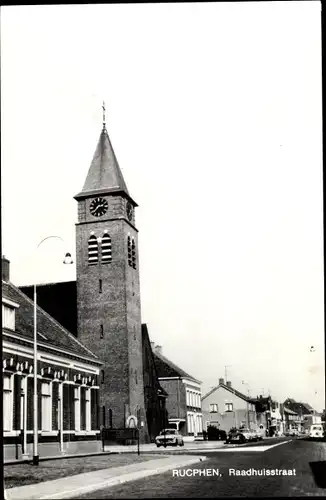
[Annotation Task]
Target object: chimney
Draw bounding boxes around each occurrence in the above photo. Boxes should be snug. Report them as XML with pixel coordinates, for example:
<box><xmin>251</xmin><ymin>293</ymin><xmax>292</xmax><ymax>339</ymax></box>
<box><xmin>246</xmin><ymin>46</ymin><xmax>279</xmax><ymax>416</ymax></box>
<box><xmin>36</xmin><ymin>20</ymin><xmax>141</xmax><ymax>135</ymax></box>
<box><xmin>155</xmin><ymin>345</ymin><xmax>162</xmax><ymax>355</ymax></box>
<box><xmin>218</xmin><ymin>377</ymin><xmax>225</xmax><ymax>385</ymax></box>
<box><xmin>2</xmin><ymin>256</ymin><xmax>10</xmax><ymax>282</ymax></box>
<box><xmin>226</xmin><ymin>381</ymin><xmax>232</xmax><ymax>388</ymax></box>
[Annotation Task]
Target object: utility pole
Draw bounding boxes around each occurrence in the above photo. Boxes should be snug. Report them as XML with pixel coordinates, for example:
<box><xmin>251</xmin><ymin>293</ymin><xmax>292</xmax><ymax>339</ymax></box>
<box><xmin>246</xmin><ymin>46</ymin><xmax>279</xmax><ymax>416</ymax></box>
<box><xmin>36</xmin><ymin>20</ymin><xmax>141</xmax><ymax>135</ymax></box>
<box><xmin>242</xmin><ymin>381</ymin><xmax>250</xmax><ymax>429</ymax></box>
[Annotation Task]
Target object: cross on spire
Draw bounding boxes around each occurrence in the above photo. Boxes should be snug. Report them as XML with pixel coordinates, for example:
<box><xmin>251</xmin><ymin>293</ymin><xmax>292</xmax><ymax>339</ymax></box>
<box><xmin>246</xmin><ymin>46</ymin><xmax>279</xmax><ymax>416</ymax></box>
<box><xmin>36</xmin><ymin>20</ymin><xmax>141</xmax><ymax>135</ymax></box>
<box><xmin>102</xmin><ymin>101</ymin><xmax>106</xmax><ymax>129</ymax></box>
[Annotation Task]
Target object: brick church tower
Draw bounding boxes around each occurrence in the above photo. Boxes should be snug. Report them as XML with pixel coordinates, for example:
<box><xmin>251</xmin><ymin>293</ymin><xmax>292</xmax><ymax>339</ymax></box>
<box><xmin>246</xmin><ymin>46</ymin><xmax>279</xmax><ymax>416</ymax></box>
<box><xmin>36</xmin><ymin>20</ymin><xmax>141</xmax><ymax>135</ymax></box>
<box><xmin>74</xmin><ymin>112</ymin><xmax>149</xmax><ymax>441</ymax></box>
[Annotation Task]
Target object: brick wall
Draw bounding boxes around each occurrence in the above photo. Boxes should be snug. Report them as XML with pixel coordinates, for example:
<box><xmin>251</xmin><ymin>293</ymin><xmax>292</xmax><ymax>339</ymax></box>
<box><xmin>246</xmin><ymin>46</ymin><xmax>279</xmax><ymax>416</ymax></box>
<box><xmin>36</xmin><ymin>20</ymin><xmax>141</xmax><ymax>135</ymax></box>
<box><xmin>159</xmin><ymin>379</ymin><xmax>187</xmax><ymax>420</ymax></box>
<box><xmin>76</xmin><ymin>198</ymin><xmax>148</xmax><ymax>441</ymax></box>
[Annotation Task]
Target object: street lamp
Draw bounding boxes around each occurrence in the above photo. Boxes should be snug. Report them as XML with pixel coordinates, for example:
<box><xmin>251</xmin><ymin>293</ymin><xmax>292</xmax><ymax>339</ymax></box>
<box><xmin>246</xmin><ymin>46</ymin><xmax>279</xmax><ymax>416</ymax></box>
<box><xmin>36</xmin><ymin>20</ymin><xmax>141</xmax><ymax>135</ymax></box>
<box><xmin>33</xmin><ymin>236</ymin><xmax>73</xmax><ymax>466</ymax></box>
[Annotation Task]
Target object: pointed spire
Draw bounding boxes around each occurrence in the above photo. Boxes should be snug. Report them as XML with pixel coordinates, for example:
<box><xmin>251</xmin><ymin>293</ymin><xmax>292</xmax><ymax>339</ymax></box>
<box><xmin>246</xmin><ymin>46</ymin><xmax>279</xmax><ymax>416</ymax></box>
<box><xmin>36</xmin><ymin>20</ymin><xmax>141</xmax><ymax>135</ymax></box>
<box><xmin>75</xmin><ymin>104</ymin><xmax>136</xmax><ymax>203</ymax></box>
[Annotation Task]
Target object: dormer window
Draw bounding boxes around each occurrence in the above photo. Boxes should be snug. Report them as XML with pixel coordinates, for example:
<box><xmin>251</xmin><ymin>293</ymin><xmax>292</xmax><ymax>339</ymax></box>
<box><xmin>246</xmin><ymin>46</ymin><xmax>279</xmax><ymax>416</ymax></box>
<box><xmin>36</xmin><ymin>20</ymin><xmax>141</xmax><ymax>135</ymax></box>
<box><xmin>2</xmin><ymin>304</ymin><xmax>16</xmax><ymax>330</ymax></box>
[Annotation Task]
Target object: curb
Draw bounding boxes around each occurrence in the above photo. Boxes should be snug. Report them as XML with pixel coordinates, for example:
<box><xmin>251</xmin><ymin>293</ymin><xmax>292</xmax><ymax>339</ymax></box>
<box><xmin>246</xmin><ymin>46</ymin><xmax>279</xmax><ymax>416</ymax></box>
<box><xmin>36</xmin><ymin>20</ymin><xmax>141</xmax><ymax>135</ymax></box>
<box><xmin>4</xmin><ymin>450</ymin><xmax>118</xmax><ymax>466</ymax></box>
<box><xmin>6</xmin><ymin>455</ymin><xmax>207</xmax><ymax>500</ymax></box>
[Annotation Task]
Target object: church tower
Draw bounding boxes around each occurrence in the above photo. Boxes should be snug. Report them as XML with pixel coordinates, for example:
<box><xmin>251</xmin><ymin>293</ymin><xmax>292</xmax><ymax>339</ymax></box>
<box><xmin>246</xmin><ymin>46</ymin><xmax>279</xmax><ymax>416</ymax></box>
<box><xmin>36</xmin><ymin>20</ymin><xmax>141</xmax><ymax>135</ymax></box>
<box><xmin>74</xmin><ymin>109</ymin><xmax>149</xmax><ymax>440</ymax></box>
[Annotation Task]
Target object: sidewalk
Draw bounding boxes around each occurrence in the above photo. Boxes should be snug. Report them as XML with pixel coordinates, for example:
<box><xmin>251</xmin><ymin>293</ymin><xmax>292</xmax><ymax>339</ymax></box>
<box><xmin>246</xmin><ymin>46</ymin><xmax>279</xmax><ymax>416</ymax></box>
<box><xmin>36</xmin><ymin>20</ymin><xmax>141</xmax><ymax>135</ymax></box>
<box><xmin>103</xmin><ymin>440</ymin><xmax>226</xmax><ymax>453</ymax></box>
<box><xmin>5</xmin><ymin>454</ymin><xmax>207</xmax><ymax>500</ymax></box>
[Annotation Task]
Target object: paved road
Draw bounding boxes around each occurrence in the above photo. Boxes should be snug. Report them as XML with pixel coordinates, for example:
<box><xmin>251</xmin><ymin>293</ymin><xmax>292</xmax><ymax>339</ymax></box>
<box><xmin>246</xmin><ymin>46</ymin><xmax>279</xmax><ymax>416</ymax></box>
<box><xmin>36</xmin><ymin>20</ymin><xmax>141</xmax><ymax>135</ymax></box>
<box><xmin>77</xmin><ymin>438</ymin><xmax>326</xmax><ymax>498</ymax></box>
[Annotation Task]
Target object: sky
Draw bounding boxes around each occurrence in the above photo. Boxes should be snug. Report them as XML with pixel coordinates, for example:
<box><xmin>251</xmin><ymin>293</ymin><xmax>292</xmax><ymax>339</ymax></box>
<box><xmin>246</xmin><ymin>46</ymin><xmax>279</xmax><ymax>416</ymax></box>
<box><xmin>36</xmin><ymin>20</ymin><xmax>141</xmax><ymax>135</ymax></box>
<box><xmin>1</xmin><ymin>2</ymin><xmax>324</xmax><ymax>411</ymax></box>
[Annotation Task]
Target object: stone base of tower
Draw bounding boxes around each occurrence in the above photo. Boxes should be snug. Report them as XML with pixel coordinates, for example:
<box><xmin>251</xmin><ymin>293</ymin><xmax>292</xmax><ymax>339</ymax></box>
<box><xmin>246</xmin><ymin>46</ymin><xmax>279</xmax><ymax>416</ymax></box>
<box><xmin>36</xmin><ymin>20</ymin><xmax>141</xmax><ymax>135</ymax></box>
<box><xmin>100</xmin><ymin>401</ymin><xmax>150</xmax><ymax>444</ymax></box>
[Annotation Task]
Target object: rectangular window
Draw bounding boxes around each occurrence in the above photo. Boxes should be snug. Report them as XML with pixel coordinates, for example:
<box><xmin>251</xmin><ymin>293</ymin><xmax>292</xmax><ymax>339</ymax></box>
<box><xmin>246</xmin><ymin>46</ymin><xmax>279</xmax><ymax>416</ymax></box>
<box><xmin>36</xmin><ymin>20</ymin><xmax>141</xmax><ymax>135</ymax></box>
<box><xmin>41</xmin><ymin>381</ymin><xmax>52</xmax><ymax>431</ymax></box>
<box><xmin>85</xmin><ymin>388</ymin><xmax>91</xmax><ymax>431</ymax></box>
<box><xmin>225</xmin><ymin>402</ymin><xmax>233</xmax><ymax>412</ymax></box>
<box><xmin>3</xmin><ymin>375</ymin><xmax>13</xmax><ymax>431</ymax></box>
<box><xmin>100</xmin><ymin>324</ymin><xmax>104</xmax><ymax>339</ymax></box>
<box><xmin>2</xmin><ymin>305</ymin><xmax>15</xmax><ymax>330</ymax></box>
<box><xmin>186</xmin><ymin>390</ymin><xmax>190</xmax><ymax>406</ymax></box>
<box><xmin>101</xmin><ymin>370</ymin><xmax>104</xmax><ymax>384</ymax></box>
<box><xmin>99</xmin><ymin>279</ymin><xmax>102</xmax><ymax>293</ymax></box>
<box><xmin>74</xmin><ymin>386</ymin><xmax>80</xmax><ymax>431</ymax></box>
<box><xmin>210</xmin><ymin>403</ymin><xmax>218</xmax><ymax>413</ymax></box>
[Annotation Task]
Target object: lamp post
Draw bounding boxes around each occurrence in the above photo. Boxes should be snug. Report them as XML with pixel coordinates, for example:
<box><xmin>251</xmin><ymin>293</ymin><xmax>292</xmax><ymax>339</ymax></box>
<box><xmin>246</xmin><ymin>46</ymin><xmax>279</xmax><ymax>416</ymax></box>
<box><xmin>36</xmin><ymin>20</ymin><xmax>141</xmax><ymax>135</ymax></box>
<box><xmin>33</xmin><ymin>235</ymin><xmax>73</xmax><ymax>466</ymax></box>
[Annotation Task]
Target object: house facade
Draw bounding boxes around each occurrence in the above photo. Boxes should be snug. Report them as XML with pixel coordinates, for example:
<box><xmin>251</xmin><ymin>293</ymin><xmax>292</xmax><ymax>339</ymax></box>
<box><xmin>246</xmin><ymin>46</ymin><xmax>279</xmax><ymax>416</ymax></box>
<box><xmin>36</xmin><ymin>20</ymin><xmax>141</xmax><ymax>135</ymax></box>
<box><xmin>2</xmin><ymin>258</ymin><xmax>103</xmax><ymax>462</ymax></box>
<box><xmin>202</xmin><ymin>378</ymin><xmax>257</xmax><ymax>433</ymax></box>
<box><xmin>282</xmin><ymin>406</ymin><xmax>299</xmax><ymax>433</ymax></box>
<box><xmin>152</xmin><ymin>345</ymin><xmax>203</xmax><ymax>439</ymax></box>
<box><xmin>283</xmin><ymin>399</ymin><xmax>315</xmax><ymax>433</ymax></box>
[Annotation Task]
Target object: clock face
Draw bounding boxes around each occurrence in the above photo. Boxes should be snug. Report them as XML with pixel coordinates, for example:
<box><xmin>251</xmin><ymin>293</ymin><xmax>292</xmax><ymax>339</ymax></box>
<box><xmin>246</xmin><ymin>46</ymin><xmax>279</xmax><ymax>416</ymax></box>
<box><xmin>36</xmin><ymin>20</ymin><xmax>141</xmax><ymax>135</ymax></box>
<box><xmin>126</xmin><ymin>202</ymin><xmax>133</xmax><ymax>221</ymax></box>
<box><xmin>89</xmin><ymin>197</ymin><xmax>108</xmax><ymax>217</ymax></box>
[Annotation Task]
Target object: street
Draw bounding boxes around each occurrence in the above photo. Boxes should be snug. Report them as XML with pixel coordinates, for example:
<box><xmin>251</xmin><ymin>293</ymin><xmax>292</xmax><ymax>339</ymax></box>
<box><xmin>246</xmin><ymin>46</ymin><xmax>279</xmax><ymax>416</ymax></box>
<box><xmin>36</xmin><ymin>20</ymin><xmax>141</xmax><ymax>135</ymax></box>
<box><xmin>77</xmin><ymin>438</ymin><xmax>326</xmax><ymax>498</ymax></box>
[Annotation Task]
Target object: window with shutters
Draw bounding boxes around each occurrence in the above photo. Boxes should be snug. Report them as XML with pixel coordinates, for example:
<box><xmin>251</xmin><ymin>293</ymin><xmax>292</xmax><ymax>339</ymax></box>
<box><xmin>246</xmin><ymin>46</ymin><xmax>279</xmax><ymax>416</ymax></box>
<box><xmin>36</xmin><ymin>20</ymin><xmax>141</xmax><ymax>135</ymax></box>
<box><xmin>88</xmin><ymin>235</ymin><xmax>99</xmax><ymax>265</ymax></box>
<box><xmin>41</xmin><ymin>381</ymin><xmax>52</xmax><ymax>431</ymax></box>
<box><xmin>3</xmin><ymin>375</ymin><xmax>13</xmax><ymax>431</ymax></box>
<box><xmin>101</xmin><ymin>233</ymin><xmax>112</xmax><ymax>263</ymax></box>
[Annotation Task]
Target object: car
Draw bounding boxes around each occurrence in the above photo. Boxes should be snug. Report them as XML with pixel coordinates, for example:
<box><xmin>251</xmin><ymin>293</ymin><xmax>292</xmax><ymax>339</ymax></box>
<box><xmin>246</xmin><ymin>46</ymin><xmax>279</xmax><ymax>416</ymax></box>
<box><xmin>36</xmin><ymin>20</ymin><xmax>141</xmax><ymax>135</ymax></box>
<box><xmin>288</xmin><ymin>429</ymin><xmax>299</xmax><ymax>437</ymax></box>
<box><xmin>252</xmin><ymin>428</ymin><xmax>264</xmax><ymax>441</ymax></box>
<box><xmin>226</xmin><ymin>428</ymin><xmax>258</xmax><ymax>444</ymax></box>
<box><xmin>155</xmin><ymin>429</ymin><xmax>184</xmax><ymax>447</ymax></box>
<box><xmin>309</xmin><ymin>424</ymin><xmax>325</xmax><ymax>440</ymax></box>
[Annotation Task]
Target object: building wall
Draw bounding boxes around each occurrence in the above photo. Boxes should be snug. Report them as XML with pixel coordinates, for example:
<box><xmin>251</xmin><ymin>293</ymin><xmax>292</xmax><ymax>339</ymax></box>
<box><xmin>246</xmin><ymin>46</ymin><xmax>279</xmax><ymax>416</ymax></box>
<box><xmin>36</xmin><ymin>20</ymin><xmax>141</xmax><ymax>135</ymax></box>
<box><xmin>202</xmin><ymin>386</ymin><xmax>255</xmax><ymax>412</ymax></box>
<box><xmin>158</xmin><ymin>378</ymin><xmax>203</xmax><ymax>437</ymax></box>
<box><xmin>76</xmin><ymin>197</ymin><xmax>148</xmax><ymax>441</ymax></box>
<box><xmin>202</xmin><ymin>386</ymin><xmax>257</xmax><ymax>433</ymax></box>
<box><xmin>3</xmin><ymin>343</ymin><xmax>101</xmax><ymax>461</ymax></box>
<box><xmin>203</xmin><ymin>409</ymin><xmax>257</xmax><ymax>433</ymax></box>
<box><xmin>142</xmin><ymin>332</ymin><xmax>167</xmax><ymax>441</ymax></box>
<box><xmin>159</xmin><ymin>379</ymin><xmax>185</xmax><ymax>420</ymax></box>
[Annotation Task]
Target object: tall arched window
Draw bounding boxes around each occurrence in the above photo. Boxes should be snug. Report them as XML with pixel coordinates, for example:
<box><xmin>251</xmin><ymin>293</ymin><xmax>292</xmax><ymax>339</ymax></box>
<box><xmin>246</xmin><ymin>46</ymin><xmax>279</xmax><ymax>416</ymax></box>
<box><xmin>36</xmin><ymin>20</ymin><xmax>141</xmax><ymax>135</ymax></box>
<box><xmin>88</xmin><ymin>235</ymin><xmax>99</xmax><ymax>265</ymax></box>
<box><xmin>101</xmin><ymin>233</ymin><xmax>112</xmax><ymax>263</ymax></box>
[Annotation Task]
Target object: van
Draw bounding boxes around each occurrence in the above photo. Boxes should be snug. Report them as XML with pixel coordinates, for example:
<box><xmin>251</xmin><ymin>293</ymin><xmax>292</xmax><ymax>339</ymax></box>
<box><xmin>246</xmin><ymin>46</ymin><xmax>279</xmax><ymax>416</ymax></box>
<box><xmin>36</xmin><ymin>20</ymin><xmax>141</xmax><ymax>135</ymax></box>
<box><xmin>309</xmin><ymin>424</ymin><xmax>324</xmax><ymax>440</ymax></box>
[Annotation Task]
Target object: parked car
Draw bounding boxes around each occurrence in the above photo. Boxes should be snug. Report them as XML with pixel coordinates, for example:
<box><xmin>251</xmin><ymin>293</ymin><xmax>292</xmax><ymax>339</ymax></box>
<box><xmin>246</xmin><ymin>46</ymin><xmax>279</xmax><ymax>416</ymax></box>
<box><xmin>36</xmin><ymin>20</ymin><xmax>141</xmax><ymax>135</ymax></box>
<box><xmin>207</xmin><ymin>426</ymin><xmax>227</xmax><ymax>441</ymax></box>
<box><xmin>226</xmin><ymin>428</ymin><xmax>258</xmax><ymax>444</ymax></box>
<box><xmin>252</xmin><ymin>428</ymin><xmax>264</xmax><ymax>441</ymax></box>
<box><xmin>288</xmin><ymin>429</ymin><xmax>299</xmax><ymax>437</ymax></box>
<box><xmin>155</xmin><ymin>429</ymin><xmax>184</xmax><ymax>447</ymax></box>
<box><xmin>309</xmin><ymin>424</ymin><xmax>325</xmax><ymax>440</ymax></box>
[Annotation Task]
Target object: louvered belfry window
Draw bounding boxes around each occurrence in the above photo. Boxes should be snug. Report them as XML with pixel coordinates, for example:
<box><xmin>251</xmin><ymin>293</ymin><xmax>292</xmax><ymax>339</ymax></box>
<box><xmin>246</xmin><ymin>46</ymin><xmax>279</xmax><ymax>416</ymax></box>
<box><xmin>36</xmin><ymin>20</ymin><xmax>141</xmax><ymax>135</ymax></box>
<box><xmin>127</xmin><ymin>235</ymin><xmax>136</xmax><ymax>269</ymax></box>
<box><xmin>131</xmin><ymin>239</ymin><xmax>136</xmax><ymax>269</ymax></box>
<box><xmin>101</xmin><ymin>233</ymin><xmax>112</xmax><ymax>263</ymax></box>
<box><xmin>127</xmin><ymin>235</ymin><xmax>132</xmax><ymax>267</ymax></box>
<box><xmin>88</xmin><ymin>235</ymin><xmax>99</xmax><ymax>265</ymax></box>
